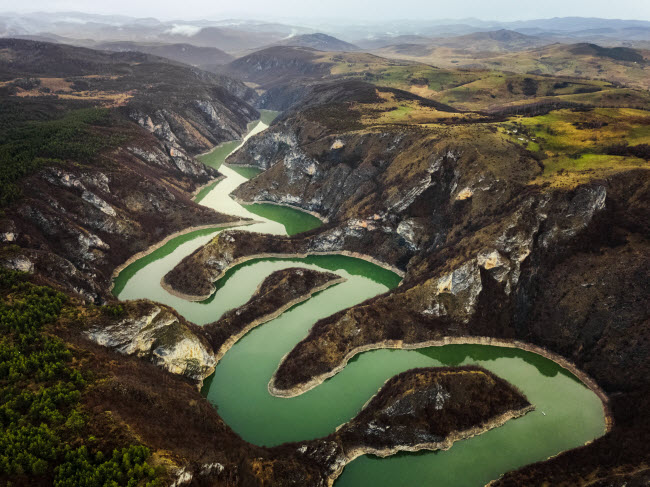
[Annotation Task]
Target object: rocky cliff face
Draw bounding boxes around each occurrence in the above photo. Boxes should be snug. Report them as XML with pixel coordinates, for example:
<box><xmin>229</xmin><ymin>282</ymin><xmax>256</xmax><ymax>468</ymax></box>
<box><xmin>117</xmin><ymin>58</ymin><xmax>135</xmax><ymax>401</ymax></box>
<box><xmin>124</xmin><ymin>88</ymin><xmax>258</xmax><ymax>156</ymax></box>
<box><xmin>1</xmin><ymin>132</ymin><xmax>239</xmax><ymax>302</ymax></box>
<box><xmin>1</xmin><ymin>39</ymin><xmax>260</xmax><ymax>153</ymax></box>
<box><xmin>82</xmin><ymin>268</ymin><xmax>343</xmax><ymax>388</ymax></box>
<box><xmin>85</xmin><ymin>300</ymin><xmax>216</xmax><ymax>383</ymax></box>
<box><xmin>227</xmin><ymin>109</ymin><xmax>535</xmax><ymax>271</ymax></box>
<box><xmin>0</xmin><ymin>39</ymin><xmax>263</xmax><ymax>302</ymax></box>
<box><xmin>207</xmin><ymin>85</ymin><xmax>648</xmax><ymax>483</ymax></box>
<box><xmin>267</xmin><ymin>165</ymin><xmax>648</xmax><ymax>393</ymax></box>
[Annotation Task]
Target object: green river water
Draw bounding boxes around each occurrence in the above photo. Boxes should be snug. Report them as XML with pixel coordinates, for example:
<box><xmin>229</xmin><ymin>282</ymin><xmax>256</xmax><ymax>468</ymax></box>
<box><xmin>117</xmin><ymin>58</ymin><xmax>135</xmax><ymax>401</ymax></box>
<box><xmin>113</xmin><ymin>111</ymin><xmax>605</xmax><ymax>486</ymax></box>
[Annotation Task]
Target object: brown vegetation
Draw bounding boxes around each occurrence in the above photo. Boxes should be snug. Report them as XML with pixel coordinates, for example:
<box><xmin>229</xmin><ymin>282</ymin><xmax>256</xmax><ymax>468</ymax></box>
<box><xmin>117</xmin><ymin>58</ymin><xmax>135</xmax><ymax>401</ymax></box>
<box><xmin>202</xmin><ymin>267</ymin><xmax>342</xmax><ymax>359</ymax></box>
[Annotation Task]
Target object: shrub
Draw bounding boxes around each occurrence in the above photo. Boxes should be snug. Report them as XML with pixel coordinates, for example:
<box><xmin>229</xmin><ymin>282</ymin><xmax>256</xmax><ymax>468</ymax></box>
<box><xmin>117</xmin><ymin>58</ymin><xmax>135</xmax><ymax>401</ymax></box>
<box><xmin>605</xmin><ymin>142</ymin><xmax>650</xmax><ymax>161</ymax></box>
<box><xmin>101</xmin><ymin>304</ymin><xmax>125</xmax><ymax>318</ymax></box>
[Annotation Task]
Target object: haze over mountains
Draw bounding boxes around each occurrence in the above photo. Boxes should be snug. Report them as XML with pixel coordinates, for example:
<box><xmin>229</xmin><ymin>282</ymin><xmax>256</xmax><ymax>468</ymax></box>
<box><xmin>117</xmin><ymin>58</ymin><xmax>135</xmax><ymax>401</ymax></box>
<box><xmin>2</xmin><ymin>12</ymin><xmax>650</xmax><ymax>57</ymax></box>
<box><xmin>270</xmin><ymin>33</ymin><xmax>359</xmax><ymax>52</ymax></box>
<box><xmin>1</xmin><ymin>4</ymin><xmax>650</xmax><ymax>487</ymax></box>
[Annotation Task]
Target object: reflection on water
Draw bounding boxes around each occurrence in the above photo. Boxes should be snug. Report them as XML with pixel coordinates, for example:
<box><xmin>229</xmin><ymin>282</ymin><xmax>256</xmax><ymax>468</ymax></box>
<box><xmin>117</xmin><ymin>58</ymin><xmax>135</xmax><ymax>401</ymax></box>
<box><xmin>230</xmin><ymin>166</ymin><xmax>264</xmax><ymax>179</ymax></box>
<box><xmin>243</xmin><ymin>204</ymin><xmax>322</xmax><ymax>236</ymax></box>
<box><xmin>416</xmin><ymin>344</ymin><xmax>580</xmax><ymax>382</ymax></box>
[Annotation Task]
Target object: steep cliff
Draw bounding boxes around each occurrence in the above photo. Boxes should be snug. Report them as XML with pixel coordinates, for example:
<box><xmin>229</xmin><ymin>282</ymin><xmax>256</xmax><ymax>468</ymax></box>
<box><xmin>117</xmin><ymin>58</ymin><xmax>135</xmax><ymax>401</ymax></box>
<box><xmin>0</xmin><ymin>39</ymin><xmax>259</xmax><ymax>153</ymax></box>
<box><xmin>83</xmin><ymin>300</ymin><xmax>216</xmax><ymax>383</ymax></box>
<box><xmin>179</xmin><ymin>81</ymin><xmax>650</xmax><ymax>484</ymax></box>
<box><xmin>0</xmin><ymin>39</ymin><xmax>261</xmax><ymax>301</ymax></box>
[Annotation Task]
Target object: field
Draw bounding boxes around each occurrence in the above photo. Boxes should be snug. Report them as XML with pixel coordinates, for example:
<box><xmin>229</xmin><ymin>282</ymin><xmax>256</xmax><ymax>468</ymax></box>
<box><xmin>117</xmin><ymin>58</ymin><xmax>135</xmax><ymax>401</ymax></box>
<box><xmin>499</xmin><ymin>107</ymin><xmax>650</xmax><ymax>186</ymax></box>
<box><xmin>306</xmin><ymin>51</ymin><xmax>650</xmax><ymax>114</ymax></box>
<box><xmin>373</xmin><ymin>43</ymin><xmax>650</xmax><ymax>91</ymax></box>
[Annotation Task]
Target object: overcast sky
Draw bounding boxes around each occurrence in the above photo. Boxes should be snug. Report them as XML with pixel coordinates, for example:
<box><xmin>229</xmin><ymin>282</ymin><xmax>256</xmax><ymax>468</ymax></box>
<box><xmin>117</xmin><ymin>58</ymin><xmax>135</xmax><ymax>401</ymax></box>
<box><xmin>4</xmin><ymin>0</ymin><xmax>650</xmax><ymax>22</ymax></box>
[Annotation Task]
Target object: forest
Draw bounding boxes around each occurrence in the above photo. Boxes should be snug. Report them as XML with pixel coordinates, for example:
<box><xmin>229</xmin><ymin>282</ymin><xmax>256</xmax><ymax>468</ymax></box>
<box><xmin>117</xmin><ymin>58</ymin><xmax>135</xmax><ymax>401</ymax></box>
<box><xmin>0</xmin><ymin>105</ymin><xmax>126</xmax><ymax>206</ymax></box>
<box><xmin>0</xmin><ymin>268</ymin><xmax>162</xmax><ymax>486</ymax></box>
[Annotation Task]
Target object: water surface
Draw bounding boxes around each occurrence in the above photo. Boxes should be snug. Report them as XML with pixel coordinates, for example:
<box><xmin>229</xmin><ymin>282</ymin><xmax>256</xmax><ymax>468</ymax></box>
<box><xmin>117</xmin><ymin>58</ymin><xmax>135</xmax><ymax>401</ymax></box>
<box><xmin>114</xmin><ymin>113</ymin><xmax>605</xmax><ymax>487</ymax></box>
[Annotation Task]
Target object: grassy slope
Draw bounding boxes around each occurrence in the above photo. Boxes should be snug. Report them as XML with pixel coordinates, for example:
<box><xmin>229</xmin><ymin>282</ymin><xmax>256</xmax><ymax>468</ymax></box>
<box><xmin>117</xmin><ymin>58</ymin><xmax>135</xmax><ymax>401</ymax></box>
<box><xmin>499</xmin><ymin>107</ymin><xmax>650</xmax><ymax>186</ymax></box>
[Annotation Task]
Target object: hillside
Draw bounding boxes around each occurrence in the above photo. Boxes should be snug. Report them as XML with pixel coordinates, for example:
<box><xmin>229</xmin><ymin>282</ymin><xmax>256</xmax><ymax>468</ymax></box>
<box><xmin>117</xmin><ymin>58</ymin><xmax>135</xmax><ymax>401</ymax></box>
<box><xmin>196</xmin><ymin>73</ymin><xmax>649</xmax><ymax>485</ymax></box>
<box><xmin>375</xmin><ymin>41</ymin><xmax>650</xmax><ymax>90</ymax></box>
<box><xmin>2</xmin><ymin>18</ymin><xmax>650</xmax><ymax>487</ymax></box>
<box><xmin>354</xmin><ymin>34</ymin><xmax>433</xmax><ymax>50</ymax></box>
<box><xmin>167</xmin><ymin>26</ymin><xmax>291</xmax><ymax>52</ymax></box>
<box><xmin>422</xmin><ymin>29</ymin><xmax>549</xmax><ymax>52</ymax></box>
<box><xmin>0</xmin><ymin>39</ymin><xmax>259</xmax><ymax>301</ymax></box>
<box><xmin>96</xmin><ymin>41</ymin><xmax>234</xmax><ymax>67</ymax></box>
<box><xmin>271</xmin><ymin>33</ymin><xmax>359</xmax><ymax>51</ymax></box>
<box><xmin>219</xmin><ymin>45</ymin><xmax>650</xmax><ymax>115</ymax></box>
<box><xmin>221</xmin><ymin>46</ymin><xmax>335</xmax><ymax>88</ymax></box>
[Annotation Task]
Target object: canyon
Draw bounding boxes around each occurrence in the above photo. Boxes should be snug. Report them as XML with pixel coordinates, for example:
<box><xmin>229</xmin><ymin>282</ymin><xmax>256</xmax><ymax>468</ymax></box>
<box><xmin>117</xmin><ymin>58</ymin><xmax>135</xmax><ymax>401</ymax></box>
<box><xmin>0</xmin><ymin>32</ymin><xmax>648</xmax><ymax>487</ymax></box>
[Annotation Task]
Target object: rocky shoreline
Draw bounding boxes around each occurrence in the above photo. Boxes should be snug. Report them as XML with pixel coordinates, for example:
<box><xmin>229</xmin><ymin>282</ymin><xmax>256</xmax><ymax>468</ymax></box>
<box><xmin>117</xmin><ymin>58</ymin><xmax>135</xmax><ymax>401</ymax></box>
<box><xmin>269</xmin><ymin>336</ymin><xmax>612</xmax><ymax>432</ymax></box>
<box><xmin>93</xmin><ymin>268</ymin><xmax>347</xmax><ymax>388</ymax></box>
<box><xmin>330</xmin><ymin>406</ymin><xmax>535</xmax><ymax>485</ymax></box>
<box><xmin>203</xmin><ymin>268</ymin><xmax>346</xmax><ymax>363</ymax></box>
<box><xmin>191</xmin><ymin>174</ymin><xmax>225</xmax><ymax>198</ymax></box>
<box><xmin>287</xmin><ymin>366</ymin><xmax>534</xmax><ymax>485</ymax></box>
<box><xmin>109</xmin><ymin>219</ymin><xmax>259</xmax><ymax>294</ymax></box>
<box><xmin>163</xmin><ymin>247</ymin><xmax>405</xmax><ymax>302</ymax></box>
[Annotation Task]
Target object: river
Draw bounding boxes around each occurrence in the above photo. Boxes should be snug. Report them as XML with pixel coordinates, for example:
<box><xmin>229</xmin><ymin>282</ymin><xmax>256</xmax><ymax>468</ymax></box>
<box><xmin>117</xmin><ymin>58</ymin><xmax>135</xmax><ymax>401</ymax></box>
<box><xmin>113</xmin><ymin>111</ymin><xmax>605</xmax><ymax>486</ymax></box>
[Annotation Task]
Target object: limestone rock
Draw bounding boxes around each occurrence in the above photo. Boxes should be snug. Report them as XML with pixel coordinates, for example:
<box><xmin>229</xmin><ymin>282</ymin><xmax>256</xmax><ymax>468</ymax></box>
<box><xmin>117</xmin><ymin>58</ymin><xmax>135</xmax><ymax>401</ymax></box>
<box><xmin>85</xmin><ymin>302</ymin><xmax>216</xmax><ymax>382</ymax></box>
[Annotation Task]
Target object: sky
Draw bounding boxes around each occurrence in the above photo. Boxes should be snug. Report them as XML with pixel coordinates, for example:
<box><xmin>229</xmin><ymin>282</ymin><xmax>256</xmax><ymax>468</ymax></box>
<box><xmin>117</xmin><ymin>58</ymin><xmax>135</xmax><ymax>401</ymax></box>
<box><xmin>3</xmin><ymin>0</ymin><xmax>650</xmax><ymax>22</ymax></box>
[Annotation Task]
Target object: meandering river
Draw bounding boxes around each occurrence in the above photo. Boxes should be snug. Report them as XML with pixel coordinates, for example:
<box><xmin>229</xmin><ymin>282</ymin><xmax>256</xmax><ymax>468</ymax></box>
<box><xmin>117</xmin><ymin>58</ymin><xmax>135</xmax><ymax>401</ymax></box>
<box><xmin>113</xmin><ymin>112</ymin><xmax>605</xmax><ymax>486</ymax></box>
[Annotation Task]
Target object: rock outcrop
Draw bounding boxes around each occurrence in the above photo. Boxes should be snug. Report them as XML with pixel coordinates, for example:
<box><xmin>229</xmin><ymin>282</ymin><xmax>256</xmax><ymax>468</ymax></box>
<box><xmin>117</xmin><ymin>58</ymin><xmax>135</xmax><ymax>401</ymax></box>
<box><xmin>0</xmin><ymin>39</ymin><xmax>263</xmax><ymax>301</ymax></box>
<box><xmin>84</xmin><ymin>300</ymin><xmax>216</xmax><ymax>383</ymax></box>
<box><xmin>1</xmin><ymin>140</ymin><xmax>241</xmax><ymax>302</ymax></box>
<box><xmin>205</xmin><ymin>83</ymin><xmax>648</xmax><ymax>484</ymax></box>
<box><xmin>269</xmin><ymin>177</ymin><xmax>635</xmax><ymax>394</ymax></box>
<box><xmin>84</xmin><ymin>268</ymin><xmax>345</xmax><ymax>386</ymax></box>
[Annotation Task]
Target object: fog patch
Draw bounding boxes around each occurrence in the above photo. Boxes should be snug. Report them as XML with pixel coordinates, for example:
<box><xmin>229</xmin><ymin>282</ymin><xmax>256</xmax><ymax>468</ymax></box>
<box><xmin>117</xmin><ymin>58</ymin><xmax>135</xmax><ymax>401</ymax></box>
<box><xmin>166</xmin><ymin>24</ymin><xmax>202</xmax><ymax>36</ymax></box>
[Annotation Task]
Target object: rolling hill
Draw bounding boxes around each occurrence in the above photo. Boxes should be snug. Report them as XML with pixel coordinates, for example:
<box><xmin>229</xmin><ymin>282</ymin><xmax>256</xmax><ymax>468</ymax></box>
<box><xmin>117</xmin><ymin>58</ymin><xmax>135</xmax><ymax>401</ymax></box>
<box><xmin>270</xmin><ymin>33</ymin><xmax>359</xmax><ymax>52</ymax></box>
<box><xmin>96</xmin><ymin>41</ymin><xmax>234</xmax><ymax>66</ymax></box>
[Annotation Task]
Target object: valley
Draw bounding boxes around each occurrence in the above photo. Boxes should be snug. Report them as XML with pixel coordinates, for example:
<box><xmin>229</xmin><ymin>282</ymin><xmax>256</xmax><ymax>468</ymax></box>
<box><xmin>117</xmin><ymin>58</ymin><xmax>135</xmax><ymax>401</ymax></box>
<box><xmin>114</xmin><ymin>117</ymin><xmax>604</xmax><ymax>487</ymax></box>
<box><xmin>0</xmin><ymin>12</ymin><xmax>648</xmax><ymax>487</ymax></box>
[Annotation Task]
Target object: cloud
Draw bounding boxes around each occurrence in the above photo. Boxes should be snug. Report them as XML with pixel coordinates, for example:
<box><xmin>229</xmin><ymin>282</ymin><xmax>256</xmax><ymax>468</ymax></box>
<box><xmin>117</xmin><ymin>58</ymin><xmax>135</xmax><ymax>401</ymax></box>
<box><xmin>165</xmin><ymin>24</ymin><xmax>202</xmax><ymax>36</ymax></box>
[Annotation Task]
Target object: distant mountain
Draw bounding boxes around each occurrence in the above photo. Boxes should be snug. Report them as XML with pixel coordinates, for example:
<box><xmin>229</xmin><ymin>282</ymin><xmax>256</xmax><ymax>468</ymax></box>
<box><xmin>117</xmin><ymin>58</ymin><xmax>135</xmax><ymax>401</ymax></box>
<box><xmin>310</xmin><ymin>17</ymin><xmax>650</xmax><ymax>45</ymax></box>
<box><xmin>2</xmin><ymin>13</ymin><xmax>650</xmax><ymax>55</ymax></box>
<box><xmin>568</xmin><ymin>43</ymin><xmax>646</xmax><ymax>63</ymax></box>
<box><xmin>371</xmin><ymin>29</ymin><xmax>548</xmax><ymax>59</ymax></box>
<box><xmin>271</xmin><ymin>33</ymin><xmax>359</xmax><ymax>52</ymax></box>
<box><xmin>0</xmin><ymin>38</ymin><xmax>169</xmax><ymax>78</ymax></box>
<box><xmin>0</xmin><ymin>13</ymin><xmax>313</xmax><ymax>53</ymax></box>
<box><xmin>97</xmin><ymin>41</ymin><xmax>234</xmax><ymax>66</ymax></box>
<box><xmin>504</xmin><ymin>16</ymin><xmax>650</xmax><ymax>33</ymax></box>
<box><xmin>166</xmin><ymin>26</ymin><xmax>290</xmax><ymax>52</ymax></box>
<box><xmin>355</xmin><ymin>35</ymin><xmax>433</xmax><ymax>50</ymax></box>
<box><xmin>372</xmin><ymin>38</ymin><xmax>649</xmax><ymax>89</ymax></box>
<box><xmin>2</xmin><ymin>33</ymin><xmax>64</xmax><ymax>44</ymax></box>
<box><xmin>376</xmin><ymin>43</ymin><xmax>435</xmax><ymax>57</ymax></box>
<box><xmin>426</xmin><ymin>29</ymin><xmax>549</xmax><ymax>52</ymax></box>
<box><xmin>221</xmin><ymin>46</ymin><xmax>332</xmax><ymax>87</ymax></box>
<box><xmin>206</xmin><ymin>19</ymin><xmax>313</xmax><ymax>37</ymax></box>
